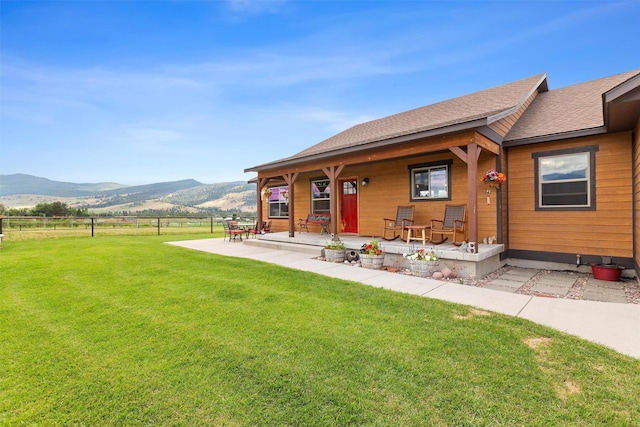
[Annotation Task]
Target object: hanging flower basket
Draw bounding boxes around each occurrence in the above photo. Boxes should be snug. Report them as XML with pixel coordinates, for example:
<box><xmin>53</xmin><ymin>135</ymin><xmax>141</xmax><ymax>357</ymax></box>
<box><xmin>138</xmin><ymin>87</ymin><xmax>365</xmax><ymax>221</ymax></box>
<box><xmin>480</xmin><ymin>169</ymin><xmax>507</xmax><ymax>186</ymax></box>
<box><xmin>480</xmin><ymin>169</ymin><xmax>506</xmax><ymax>204</ymax></box>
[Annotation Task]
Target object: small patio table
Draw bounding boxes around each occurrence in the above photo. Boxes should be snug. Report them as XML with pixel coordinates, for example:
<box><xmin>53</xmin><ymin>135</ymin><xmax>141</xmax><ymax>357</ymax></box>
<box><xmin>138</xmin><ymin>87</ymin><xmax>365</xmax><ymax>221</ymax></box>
<box><xmin>406</xmin><ymin>225</ymin><xmax>430</xmax><ymax>245</ymax></box>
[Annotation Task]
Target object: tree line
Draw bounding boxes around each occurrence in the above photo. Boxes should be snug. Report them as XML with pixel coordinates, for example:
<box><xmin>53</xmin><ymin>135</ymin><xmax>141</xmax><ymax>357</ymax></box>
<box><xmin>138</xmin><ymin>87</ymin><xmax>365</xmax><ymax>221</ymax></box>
<box><xmin>0</xmin><ymin>202</ymin><xmax>254</xmax><ymax>219</ymax></box>
<box><xmin>0</xmin><ymin>202</ymin><xmax>89</xmax><ymax>217</ymax></box>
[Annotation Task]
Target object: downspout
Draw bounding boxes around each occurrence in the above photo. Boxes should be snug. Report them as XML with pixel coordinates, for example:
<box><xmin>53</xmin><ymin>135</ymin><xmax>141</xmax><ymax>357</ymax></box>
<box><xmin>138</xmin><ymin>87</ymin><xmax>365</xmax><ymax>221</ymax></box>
<box><xmin>633</xmin><ymin>130</ymin><xmax>638</xmax><ymax>278</ymax></box>
<box><xmin>503</xmin><ymin>148</ymin><xmax>510</xmax><ymax>260</ymax></box>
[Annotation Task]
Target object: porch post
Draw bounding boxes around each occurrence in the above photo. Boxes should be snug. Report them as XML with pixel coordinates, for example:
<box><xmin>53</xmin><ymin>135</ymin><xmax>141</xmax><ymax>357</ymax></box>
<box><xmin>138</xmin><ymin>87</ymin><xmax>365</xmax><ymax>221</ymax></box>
<box><xmin>282</xmin><ymin>172</ymin><xmax>299</xmax><ymax>237</ymax></box>
<box><xmin>257</xmin><ymin>177</ymin><xmax>269</xmax><ymax>232</ymax></box>
<box><xmin>322</xmin><ymin>165</ymin><xmax>345</xmax><ymax>234</ymax></box>
<box><xmin>450</xmin><ymin>144</ymin><xmax>480</xmax><ymax>253</ymax></box>
<box><xmin>466</xmin><ymin>143</ymin><xmax>480</xmax><ymax>253</ymax></box>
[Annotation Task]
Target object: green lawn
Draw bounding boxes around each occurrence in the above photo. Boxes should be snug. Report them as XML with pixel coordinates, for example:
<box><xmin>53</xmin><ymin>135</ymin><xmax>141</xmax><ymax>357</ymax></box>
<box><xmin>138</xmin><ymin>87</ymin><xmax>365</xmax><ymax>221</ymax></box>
<box><xmin>1</xmin><ymin>235</ymin><xmax>639</xmax><ymax>426</ymax></box>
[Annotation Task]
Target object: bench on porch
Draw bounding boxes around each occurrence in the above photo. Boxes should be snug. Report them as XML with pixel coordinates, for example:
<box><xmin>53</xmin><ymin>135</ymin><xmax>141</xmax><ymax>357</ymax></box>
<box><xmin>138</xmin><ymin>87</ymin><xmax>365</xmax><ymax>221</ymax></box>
<box><xmin>299</xmin><ymin>213</ymin><xmax>331</xmax><ymax>234</ymax></box>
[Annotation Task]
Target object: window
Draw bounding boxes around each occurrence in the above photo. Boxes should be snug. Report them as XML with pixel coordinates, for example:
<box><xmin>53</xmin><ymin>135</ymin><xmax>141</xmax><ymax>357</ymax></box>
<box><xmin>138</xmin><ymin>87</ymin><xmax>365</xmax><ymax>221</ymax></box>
<box><xmin>532</xmin><ymin>146</ymin><xmax>598</xmax><ymax>210</ymax></box>
<box><xmin>311</xmin><ymin>179</ymin><xmax>330</xmax><ymax>213</ymax></box>
<box><xmin>409</xmin><ymin>160</ymin><xmax>452</xmax><ymax>201</ymax></box>
<box><xmin>267</xmin><ymin>185</ymin><xmax>289</xmax><ymax>218</ymax></box>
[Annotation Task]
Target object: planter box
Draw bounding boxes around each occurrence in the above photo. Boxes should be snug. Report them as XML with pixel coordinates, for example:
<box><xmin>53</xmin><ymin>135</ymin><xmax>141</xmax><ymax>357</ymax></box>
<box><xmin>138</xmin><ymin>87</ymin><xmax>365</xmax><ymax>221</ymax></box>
<box><xmin>591</xmin><ymin>264</ymin><xmax>622</xmax><ymax>281</ymax></box>
<box><xmin>360</xmin><ymin>253</ymin><xmax>384</xmax><ymax>269</ymax></box>
<box><xmin>324</xmin><ymin>248</ymin><xmax>345</xmax><ymax>263</ymax></box>
<box><xmin>410</xmin><ymin>260</ymin><xmax>439</xmax><ymax>277</ymax></box>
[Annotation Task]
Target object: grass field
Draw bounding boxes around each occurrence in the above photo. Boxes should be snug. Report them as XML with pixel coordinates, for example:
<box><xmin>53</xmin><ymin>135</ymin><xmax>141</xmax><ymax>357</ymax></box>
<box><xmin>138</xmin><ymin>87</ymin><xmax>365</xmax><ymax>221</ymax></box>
<box><xmin>1</xmin><ymin>235</ymin><xmax>639</xmax><ymax>426</ymax></box>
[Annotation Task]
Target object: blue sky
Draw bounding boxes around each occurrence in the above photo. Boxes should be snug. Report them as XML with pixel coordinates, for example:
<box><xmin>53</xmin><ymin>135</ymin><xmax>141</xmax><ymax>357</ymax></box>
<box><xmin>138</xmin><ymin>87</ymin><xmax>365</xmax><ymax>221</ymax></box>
<box><xmin>1</xmin><ymin>0</ymin><xmax>638</xmax><ymax>186</ymax></box>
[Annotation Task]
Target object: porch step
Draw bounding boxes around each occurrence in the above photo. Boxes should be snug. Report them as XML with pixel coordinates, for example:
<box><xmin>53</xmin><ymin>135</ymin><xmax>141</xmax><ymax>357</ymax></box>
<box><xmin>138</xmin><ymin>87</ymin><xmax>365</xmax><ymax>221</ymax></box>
<box><xmin>243</xmin><ymin>238</ymin><xmax>323</xmax><ymax>256</ymax></box>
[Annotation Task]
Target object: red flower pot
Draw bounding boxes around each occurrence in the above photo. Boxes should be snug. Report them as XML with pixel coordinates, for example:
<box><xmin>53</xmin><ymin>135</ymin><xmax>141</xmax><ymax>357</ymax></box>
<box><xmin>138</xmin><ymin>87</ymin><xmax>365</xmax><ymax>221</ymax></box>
<box><xmin>591</xmin><ymin>264</ymin><xmax>622</xmax><ymax>281</ymax></box>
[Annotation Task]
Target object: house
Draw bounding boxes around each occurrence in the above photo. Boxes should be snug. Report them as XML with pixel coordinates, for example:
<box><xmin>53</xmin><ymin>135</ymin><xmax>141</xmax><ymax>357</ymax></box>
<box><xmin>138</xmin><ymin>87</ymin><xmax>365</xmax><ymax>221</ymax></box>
<box><xmin>245</xmin><ymin>69</ymin><xmax>640</xmax><ymax>276</ymax></box>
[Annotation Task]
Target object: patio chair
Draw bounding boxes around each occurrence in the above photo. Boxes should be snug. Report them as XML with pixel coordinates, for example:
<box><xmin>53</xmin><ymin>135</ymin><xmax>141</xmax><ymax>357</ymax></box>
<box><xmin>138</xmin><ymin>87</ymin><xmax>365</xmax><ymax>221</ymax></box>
<box><xmin>429</xmin><ymin>204</ymin><xmax>467</xmax><ymax>246</ymax></box>
<box><xmin>245</xmin><ymin>221</ymin><xmax>259</xmax><ymax>239</ymax></box>
<box><xmin>223</xmin><ymin>220</ymin><xmax>245</xmax><ymax>241</ymax></box>
<box><xmin>261</xmin><ymin>220</ymin><xmax>272</xmax><ymax>233</ymax></box>
<box><xmin>382</xmin><ymin>205</ymin><xmax>414</xmax><ymax>240</ymax></box>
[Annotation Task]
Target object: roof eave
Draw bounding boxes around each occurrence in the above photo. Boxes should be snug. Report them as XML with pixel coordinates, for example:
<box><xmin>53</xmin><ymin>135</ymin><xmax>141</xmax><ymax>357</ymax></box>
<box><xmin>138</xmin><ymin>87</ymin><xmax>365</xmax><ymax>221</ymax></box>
<box><xmin>503</xmin><ymin>127</ymin><xmax>607</xmax><ymax>148</ymax></box>
<box><xmin>244</xmin><ymin>118</ymin><xmax>488</xmax><ymax>173</ymax></box>
<box><xmin>602</xmin><ymin>72</ymin><xmax>640</xmax><ymax>132</ymax></box>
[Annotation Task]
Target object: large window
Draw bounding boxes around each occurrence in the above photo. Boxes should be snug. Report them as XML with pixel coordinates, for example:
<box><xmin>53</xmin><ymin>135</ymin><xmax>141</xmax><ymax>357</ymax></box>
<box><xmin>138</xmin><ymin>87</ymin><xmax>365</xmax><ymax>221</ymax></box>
<box><xmin>532</xmin><ymin>146</ymin><xmax>598</xmax><ymax>210</ymax></box>
<box><xmin>409</xmin><ymin>160</ymin><xmax>452</xmax><ymax>201</ymax></box>
<box><xmin>311</xmin><ymin>179</ymin><xmax>330</xmax><ymax>213</ymax></box>
<box><xmin>267</xmin><ymin>185</ymin><xmax>289</xmax><ymax>218</ymax></box>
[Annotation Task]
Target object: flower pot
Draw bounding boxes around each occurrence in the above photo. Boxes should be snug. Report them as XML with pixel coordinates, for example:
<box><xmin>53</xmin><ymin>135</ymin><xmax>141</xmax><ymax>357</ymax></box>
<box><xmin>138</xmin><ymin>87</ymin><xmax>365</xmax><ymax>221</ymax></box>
<box><xmin>410</xmin><ymin>260</ymin><xmax>438</xmax><ymax>277</ymax></box>
<box><xmin>360</xmin><ymin>253</ymin><xmax>384</xmax><ymax>269</ymax></box>
<box><xmin>324</xmin><ymin>248</ymin><xmax>345</xmax><ymax>263</ymax></box>
<box><xmin>591</xmin><ymin>264</ymin><xmax>622</xmax><ymax>281</ymax></box>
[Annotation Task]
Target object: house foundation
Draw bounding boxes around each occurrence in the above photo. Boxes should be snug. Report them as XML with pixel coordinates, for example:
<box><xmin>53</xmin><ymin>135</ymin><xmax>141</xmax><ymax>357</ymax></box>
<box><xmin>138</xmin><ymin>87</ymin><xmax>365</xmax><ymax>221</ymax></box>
<box><xmin>246</xmin><ymin>232</ymin><xmax>505</xmax><ymax>278</ymax></box>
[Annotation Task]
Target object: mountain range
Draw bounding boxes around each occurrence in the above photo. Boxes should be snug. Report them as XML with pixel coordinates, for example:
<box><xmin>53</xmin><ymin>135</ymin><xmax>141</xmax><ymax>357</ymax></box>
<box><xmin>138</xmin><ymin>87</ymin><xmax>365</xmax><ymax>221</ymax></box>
<box><xmin>0</xmin><ymin>174</ymin><xmax>257</xmax><ymax>213</ymax></box>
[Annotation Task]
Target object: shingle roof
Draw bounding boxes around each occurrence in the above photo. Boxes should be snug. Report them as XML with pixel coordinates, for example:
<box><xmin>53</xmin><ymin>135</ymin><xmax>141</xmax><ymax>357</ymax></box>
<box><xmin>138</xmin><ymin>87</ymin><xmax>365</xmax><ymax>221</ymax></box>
<box><xmin>247</xmin><ymin>74</ymin><xmax>547</xmax><ymax>171</ymax></box>
<box><xmin>505</xmin><ymin>69</ymin><xmax>640</xmax><ymax>142</ymax></box>
<box><xmin>246</xmin><ymin>69</ymin><xmax>640</xmax><ymax>173</ymax></box>
<box><xmin>292</xmin><ymin>73</ymin><xmax>546</xmax><ymax>159</ymax></box>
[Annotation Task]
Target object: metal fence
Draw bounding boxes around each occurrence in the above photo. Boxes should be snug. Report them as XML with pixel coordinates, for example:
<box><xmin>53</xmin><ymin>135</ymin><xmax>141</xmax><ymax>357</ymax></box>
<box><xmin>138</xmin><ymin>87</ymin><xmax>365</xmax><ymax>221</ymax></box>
<box><xmin>0</xmin><ymin>216</ymin><xmax>257</xmax><ymax>238</ymax></box>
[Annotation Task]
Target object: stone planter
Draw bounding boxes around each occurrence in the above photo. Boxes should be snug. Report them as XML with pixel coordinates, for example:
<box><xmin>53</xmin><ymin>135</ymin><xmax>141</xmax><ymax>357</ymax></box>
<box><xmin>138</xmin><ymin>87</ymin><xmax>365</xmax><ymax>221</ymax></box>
<box><xmin>410</xmin><ymin>260</ymin><xmax>439</xmax><ymax>277</ymax></box>
<box><xmin>324</xmin><ymin>248</ymin><xmax>345</xmax><ymax>263</ymax></box>
<box><xmin>360</xmin><ymin>253</ymin><xmax>384</xmax><ymax>269</ymax></box>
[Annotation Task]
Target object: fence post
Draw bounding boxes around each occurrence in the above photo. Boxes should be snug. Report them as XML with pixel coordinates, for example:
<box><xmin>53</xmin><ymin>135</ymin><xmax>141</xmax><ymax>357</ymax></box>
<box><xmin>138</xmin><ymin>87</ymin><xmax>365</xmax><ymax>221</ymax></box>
<box><xmin>210</xmin><ymin>217</ymin><xmax>213</xmax><ymax>234</ymax></box>
<box><xmin>92</xmin><ymin>218</ymin><xmax>95</xmax><ymax>237</ymax></box>
<box><xmin>157</xmin><ymin>218</ymin><xmax>161</xmax><ymax>236</ymax></box>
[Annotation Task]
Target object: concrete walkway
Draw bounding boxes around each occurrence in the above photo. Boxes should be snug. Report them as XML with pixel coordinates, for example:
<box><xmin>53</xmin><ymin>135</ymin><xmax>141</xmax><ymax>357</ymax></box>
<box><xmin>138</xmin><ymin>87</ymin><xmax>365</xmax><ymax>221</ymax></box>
<box><xmin>168</xmin><ymin>238</ymin><xmax>640</xmax><ymax>360</ymax></box>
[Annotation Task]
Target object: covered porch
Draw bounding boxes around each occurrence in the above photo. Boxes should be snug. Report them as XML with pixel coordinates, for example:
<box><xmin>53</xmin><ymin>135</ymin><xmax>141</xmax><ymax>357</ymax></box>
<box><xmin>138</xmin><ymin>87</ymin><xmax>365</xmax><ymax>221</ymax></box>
<box><xmin>246</xmin><ymin>231</ymin><xmax>505</xmax><ymax>278</ymax></box>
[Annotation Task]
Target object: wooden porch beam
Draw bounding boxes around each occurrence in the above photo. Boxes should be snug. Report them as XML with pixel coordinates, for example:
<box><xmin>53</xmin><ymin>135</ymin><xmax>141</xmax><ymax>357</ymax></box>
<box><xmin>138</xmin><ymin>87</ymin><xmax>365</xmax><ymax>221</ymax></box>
<box><xmin>449</xmin><ymin>146</ymin><xmax>468</xmax><ymax>164</ymax></box>
<box><xmin>258</xmin><ymin>132</ymin><xmax>478</xmax><ymax>178</ymax></box>
<box><xmin>475</xmin><ymin>133</ymin><xmax>501</xmax><ymax>155</ymax></box>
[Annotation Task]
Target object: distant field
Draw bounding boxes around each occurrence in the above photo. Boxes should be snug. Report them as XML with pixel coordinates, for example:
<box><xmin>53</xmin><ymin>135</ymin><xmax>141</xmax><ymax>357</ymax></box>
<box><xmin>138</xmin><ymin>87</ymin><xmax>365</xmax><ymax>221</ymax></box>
<box><xmin>0</xmin><ymin>217</ymin><xmax>244</xmax><ymax>240</ymax></box>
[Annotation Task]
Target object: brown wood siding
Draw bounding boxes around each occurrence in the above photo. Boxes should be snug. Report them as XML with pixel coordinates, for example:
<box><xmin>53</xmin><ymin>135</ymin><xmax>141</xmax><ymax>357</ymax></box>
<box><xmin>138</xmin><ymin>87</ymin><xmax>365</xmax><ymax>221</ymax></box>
<box><xmin>343</xmin><ymin>154</ymin><xmax>474</xmax><ymax>237</ymax></box>
<box><xmin>488</xmin><ymin>90</ymin><xmax>538</xmax><ymax>137</ymax></box>
<box><xmin>260</xmin><ymin>179</ymin><xmax>288</xmax><ymax>233</ymax></box>
<box><xmin>258</xmin><ymin>131</ymin><xmax>503</xmax><ymax>238</ymax></box>
<box><xmin>285</xmin><ymin>151</ymin><xmax>500</xmax><ymax>239</ymax></box>
<box><xmin>476</xmin><ymin>152</ymin><xmax>500</xmax><ymax>241</ymax></box>
<box><xmin>507</xmin><ymin>132</ymin><xmax>633</xmax><ymax>258</ymax></box>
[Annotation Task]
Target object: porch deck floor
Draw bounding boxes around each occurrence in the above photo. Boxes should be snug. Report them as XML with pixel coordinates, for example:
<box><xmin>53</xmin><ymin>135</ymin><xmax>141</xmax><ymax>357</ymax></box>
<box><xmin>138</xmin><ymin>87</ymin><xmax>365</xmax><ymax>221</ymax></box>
<box><xmin>254</xmin><ymin>231</ymin><xmax>503</xmax><ymax>262</ymax></box>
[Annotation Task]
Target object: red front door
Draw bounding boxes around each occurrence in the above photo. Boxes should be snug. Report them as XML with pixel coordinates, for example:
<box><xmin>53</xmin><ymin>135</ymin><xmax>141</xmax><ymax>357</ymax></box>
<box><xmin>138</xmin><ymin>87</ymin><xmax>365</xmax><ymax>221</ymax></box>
<box><xmin>340</xmin><ymin>179</ymin><xmax>358</xmax><ymax>233</ymax></box>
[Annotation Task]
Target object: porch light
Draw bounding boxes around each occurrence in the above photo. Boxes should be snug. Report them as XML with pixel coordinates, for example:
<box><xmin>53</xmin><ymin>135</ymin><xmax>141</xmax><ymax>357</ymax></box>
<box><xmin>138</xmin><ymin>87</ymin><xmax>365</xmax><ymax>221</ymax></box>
<box><xmin>362</xmin><ymin>177</ymin><xmax>370</xmax><ymax>187</ymax></box>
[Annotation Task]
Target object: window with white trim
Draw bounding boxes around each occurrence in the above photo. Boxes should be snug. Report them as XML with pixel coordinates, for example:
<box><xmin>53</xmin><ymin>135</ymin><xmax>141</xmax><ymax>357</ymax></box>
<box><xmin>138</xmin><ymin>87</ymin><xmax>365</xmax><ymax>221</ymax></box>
<box><xmin>267</xmin><ymin>185</ymin><xmax>289</xmax><ymax>218</ymax></box>
<box><xmin>532</xmin><ymin>146</ymin><xmax>598</xmax><ymax>210</ymax></box>
<box><xmin>311</xmin><ymin>179</ymin><xmax>330</xmax><ymax>213</ymax></box>
<box><xmin>409</xmin><ymin>160</ymin><xmax>451</xmax><ymax>201</ymax></box>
